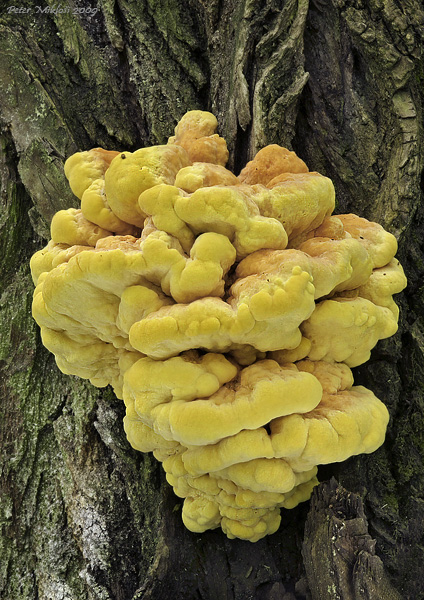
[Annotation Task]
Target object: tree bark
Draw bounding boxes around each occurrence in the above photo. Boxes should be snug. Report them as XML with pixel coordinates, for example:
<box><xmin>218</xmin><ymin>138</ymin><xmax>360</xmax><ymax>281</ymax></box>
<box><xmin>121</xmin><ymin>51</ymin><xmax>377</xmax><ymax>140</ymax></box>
<box><xmin>1</xmin><ymin>1</ymin><xmax>423</xmax><ymax>599</ymax></box>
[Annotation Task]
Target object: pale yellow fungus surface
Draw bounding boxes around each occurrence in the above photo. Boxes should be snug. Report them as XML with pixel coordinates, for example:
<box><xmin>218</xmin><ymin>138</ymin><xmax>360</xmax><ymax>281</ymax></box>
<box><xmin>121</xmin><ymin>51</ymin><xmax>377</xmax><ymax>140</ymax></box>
<box><xmin>30</xmin><ymin>110</ymin><xmax>406</xmax><ymax>542</ymax></box>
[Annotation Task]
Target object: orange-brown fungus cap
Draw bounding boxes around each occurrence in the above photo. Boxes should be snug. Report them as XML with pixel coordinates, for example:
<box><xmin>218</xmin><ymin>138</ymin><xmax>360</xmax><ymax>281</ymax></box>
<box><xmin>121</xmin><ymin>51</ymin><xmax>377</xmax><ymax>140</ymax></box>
<box><xmin>238</xmin><ymin>144</ymin><xmax>308</xmax><ymax>185</ymax></box>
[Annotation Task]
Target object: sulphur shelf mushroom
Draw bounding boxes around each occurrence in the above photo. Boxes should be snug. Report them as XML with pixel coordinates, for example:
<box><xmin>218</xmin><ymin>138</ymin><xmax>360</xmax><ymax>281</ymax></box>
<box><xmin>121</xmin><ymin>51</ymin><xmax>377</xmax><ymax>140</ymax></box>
<box><xmin>30</xmin><ymin>110</ymin><xmax>406</xmax><ymax>542</ymax></box>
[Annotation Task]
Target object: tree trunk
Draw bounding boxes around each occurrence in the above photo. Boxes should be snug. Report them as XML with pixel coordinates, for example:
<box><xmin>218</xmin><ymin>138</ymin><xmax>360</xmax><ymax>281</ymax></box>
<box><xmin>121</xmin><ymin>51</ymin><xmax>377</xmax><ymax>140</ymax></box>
<box><xmin>1</xmin><ymin>1</ymin><xmax>423</xmax><ymax>599</ymax></box>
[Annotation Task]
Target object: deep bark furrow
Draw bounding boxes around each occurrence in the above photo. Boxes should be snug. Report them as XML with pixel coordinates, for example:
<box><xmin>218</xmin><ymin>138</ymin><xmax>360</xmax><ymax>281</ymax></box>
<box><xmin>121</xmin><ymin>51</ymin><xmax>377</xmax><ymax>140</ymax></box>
<box><xmin>303</xmin><ymin>479</ymin><xmax>402</xmax><ymax>600</ymax></box>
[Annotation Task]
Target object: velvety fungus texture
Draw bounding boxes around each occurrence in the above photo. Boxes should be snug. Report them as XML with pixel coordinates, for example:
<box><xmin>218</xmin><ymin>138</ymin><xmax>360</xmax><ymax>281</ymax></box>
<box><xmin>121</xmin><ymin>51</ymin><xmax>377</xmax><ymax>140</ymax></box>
<box><xmin>31</xmin><ymin>111</ymin><xmax>406</xmax><ymax>542</ymax></box>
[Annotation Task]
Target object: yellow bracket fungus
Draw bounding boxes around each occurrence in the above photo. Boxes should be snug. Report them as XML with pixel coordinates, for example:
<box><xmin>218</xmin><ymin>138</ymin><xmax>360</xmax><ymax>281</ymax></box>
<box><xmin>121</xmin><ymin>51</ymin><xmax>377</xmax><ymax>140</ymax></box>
<box><xmin>175</xmin><ymin>162</ymin><xmax>239</xmax><ymax>193</ymax></box>
<box><xmin>105</xmin><ymin>145</ymin><xmax>190</xmax><ymax>227</ymax></box>
<box><xmin>81</xmin><ymin>179</ymin><xmax>139</xmax><ymax>236</ymax></box>
<box><xmin>64</xmin><ymin>147</ymin><xmax>119</xmax><ymax>200</ymax></box>
<box><xmin>167</xmin><ymin>109</ymin><xmax>229</xmax><ymax>165</ymax></box>
<box><xmin>30</xmin><ymin>110</ymin><xmax>406</xmax><ymax>542</ymax></box>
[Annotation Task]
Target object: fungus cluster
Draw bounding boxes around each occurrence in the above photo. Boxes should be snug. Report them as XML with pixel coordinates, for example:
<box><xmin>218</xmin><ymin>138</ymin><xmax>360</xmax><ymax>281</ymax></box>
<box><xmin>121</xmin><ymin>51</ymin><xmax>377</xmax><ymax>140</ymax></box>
<box><xmin>30</xmin><ymin>111</ymin><xmax>406</xmax><ymax>542</ymax></box>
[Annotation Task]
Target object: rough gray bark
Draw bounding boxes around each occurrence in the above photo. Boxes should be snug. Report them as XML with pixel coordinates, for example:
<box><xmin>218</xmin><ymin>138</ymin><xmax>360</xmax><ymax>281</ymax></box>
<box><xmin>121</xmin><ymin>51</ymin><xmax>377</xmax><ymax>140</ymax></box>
<box><xmin>1</xmin><ymin>1</ymin><xmax>423</xmax><ymax>599</ymax></box>
<box><xmin>302</xmin><ymin>479</ymin><xmax>402</xmax><ymax>600</ymax></box>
